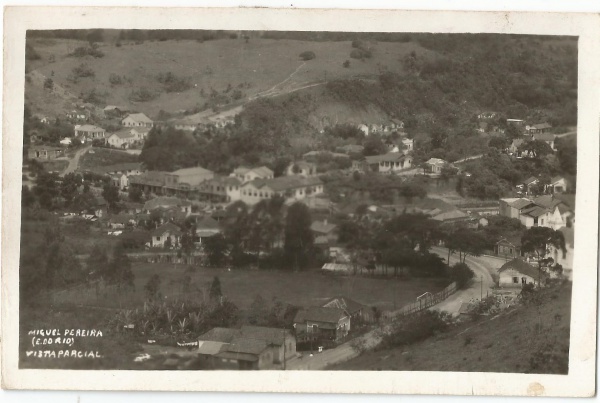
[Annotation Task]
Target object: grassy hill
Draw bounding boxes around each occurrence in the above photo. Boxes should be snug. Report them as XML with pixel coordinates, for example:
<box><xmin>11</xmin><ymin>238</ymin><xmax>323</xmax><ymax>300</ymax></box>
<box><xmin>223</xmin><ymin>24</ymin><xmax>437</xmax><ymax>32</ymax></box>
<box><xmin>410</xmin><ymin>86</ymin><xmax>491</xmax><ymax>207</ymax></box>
<box><xmin>331</xmin><ymin>280</ymin><xmax>572</xmax><ymax>374</ymax></box>
<box><xmin>25</xmin><ymin>35</ymin><xmax>436</xmax><ymax>119</ymax></box>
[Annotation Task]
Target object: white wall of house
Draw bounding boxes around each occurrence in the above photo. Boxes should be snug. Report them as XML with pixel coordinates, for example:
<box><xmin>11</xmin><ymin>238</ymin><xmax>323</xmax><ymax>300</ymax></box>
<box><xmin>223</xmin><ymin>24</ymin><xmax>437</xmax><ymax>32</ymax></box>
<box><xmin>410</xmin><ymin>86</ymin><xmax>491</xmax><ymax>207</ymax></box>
<box><xmin>499</xmin><ymin>268</ymin><xmax>537</xmax><ymax>287</ymax></box>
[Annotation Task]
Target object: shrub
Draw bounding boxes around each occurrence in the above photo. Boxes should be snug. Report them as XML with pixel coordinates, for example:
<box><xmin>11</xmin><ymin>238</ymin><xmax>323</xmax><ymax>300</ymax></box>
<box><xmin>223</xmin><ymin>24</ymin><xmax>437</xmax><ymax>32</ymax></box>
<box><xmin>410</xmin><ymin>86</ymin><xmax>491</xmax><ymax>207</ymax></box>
<box><xmin>381</xmin><ymin>310</ymin><xmax>451</xmax><ymax>348</ymax></box>
<box><xmin>69</xmin><ymin>45</ymin><xmax>104</xmax><ymax>58</ymax></box>
<box><xmin>350</xmin><ymin>48</ymin><xmax>372</xmax><ymax>60</ymax></box>
<box><xmin>157</xmin><ymin>72</ymin><xmax>192</xmax><ymax>93</ymax></box>
<box><xmin>128</xmin><ymin>87</ymin><xmax>158</xmax><ymax>102</ymax></box>
<box><xmin>343</xmin><ymin>60</ymin><xmax>350</xmax><ymax>68</ymax></box>
<box><xmin>109</xmin><ymin>73</ymin><xmax>124</xmax><ymax>85</ymax></box>
<box><xmin>299</xmin><ymin>51</ymin><xmax>316</xmax><ymax>61</ymax></box>
<box><xmin>72</xmin><ymin>63</ymin><xmax>95</xmax><ymax>78</ymax></box>
<box><xmin>43</xmin><ymin>78</ymin><xmax>54</xmax><ymax>90</ymax></box>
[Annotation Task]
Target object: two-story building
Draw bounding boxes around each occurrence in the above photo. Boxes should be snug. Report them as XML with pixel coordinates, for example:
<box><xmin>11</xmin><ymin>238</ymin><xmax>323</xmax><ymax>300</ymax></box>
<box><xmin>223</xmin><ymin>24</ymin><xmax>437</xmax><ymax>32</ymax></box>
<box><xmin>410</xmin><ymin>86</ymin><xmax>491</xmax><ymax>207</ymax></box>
<box><xmin>293</xmin><ymin>306</ymin><xmax>351</xmax><ymax>342</ymax></box>
<box><xmin>74</xmin><ymin>124</ymin><xmax>106</xmax><ymax>141</ymax></box>
<box><xmin>106</xmin><ymin>129</ymin><xmax>137</xmax><ymax>148</ymax></box>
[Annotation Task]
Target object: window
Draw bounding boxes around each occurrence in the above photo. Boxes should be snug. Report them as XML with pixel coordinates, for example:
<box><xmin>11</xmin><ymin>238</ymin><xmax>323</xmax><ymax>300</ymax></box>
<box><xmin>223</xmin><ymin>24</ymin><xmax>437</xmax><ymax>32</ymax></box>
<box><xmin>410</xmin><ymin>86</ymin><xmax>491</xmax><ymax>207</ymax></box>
<box><xmin>155</xmin><ymin>236</ymin><xmax>160</xmax><ymax>241</ymax></box>
<box><xmin>509</xmin><ymin>248</ymin><xmax>513</xmax><ymax>254</ymax></box>
<box><xmin>521</xmin><ymin>277</ymin><xmax>527</xmax><ymax>284</ymax></box>
<box><xmin>512</xmin><ymin>277</ymin><xmax>519</xmax><ymax>284</ymax></box>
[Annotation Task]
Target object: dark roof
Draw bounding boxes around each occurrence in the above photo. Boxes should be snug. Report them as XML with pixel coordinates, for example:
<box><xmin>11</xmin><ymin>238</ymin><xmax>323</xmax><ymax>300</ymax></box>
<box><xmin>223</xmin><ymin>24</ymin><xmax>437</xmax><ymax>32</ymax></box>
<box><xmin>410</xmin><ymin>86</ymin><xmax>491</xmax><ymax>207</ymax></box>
<box><xmin>151</xmin><ymin>222</ymin><xmax>182</xmax><ymax>237</ymax></box>
<box><xmin>239</xmin><ymin>326</ymin><xmax>290</xmax><ymax>346</ymax></box>
<box><xmin>510</xmin><ymin>198</ymin><xmax>536</xmax><ymax>210</ymax></box>
<box><xmin>196</xmin><ymin>215</ymin><xmax>220</xmax><ymax>230</ymax></box>
<box><xmin>496</xmin><ymin>236</ymin><xmax>521</xmax><ymax>247</ymax></box>
<box><xmin>520</xmin><ymin>206</ymin><xmax>547</xmax><ymax>218</ymax></box>
<box><xmin>293</xmin><ymin>306</ymin><xmax>348</xmax><ymax>325</ymax></box>
<box><xmin>499</xmin><ymin>258</ymin><xmax>543</xmax><ymax>279</ymax></box>
<box><xmin>533</xmin><ymin>195</ymin><xmax>563</xmax><ymax>210</ymax></box>
<box><xmin>198</xmin><ymin>327</ymin><xmax>240</xmax><ymax>343</ymax></box>
<box><xmin>226</xmin><ymin>337</ymin><xmax>269</xmax><ymax>355</ymax></box>
<box><xmin>365</xmin><ymin>153</ymin><xmax>407</xmax><ymax>164</ymax></box>
<box><xmin>123</xmin><ymin>113</ymin><xmax>152</xmax><ymax>124</ymax></box>
<box><xmin>523</xmin><ymin>177</ymin><xmax>539</xmax><ymax>185</ymax></box>
<box><xmin>554</xmin><ymin>193</ymin><xmax>575</xmax><ymax>209</ymax></box>
<box><xmin>322</xmin><ymin>297</ymin><xmax>366</xmax><ymax>315</ymax></box>
<box><xmin>85</xmin><ymin>162</ymin><xmax>143</xmax><ymax>175</ymax></box>
<box><xmin>143</xmin><ymin>196</ymin><xmax>190</xmax><ymax>211</ymax></box>
<box><xmin>109</xmin><ymin>214</ymin><xmax>134</xmax><ymax>224</ymax></box>
<box><xmin>214</xmin><ymin>351</ymin><xmax>259</xmax><ymax>362</ymax></box>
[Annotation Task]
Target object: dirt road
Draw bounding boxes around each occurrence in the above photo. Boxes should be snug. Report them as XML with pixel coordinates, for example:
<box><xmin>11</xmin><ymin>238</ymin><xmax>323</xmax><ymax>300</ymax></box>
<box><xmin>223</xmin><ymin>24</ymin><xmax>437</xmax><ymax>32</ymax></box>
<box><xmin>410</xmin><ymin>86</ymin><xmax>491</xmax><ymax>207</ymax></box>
<box><xmin>429</xmin><ymin>246</ymin><xmax>503</xmax><ymax>315</ymax></box>
<box><xmin>59</xmin><ymin>144</ymin><xmax>91</xmax><ymax>177</ymax></box>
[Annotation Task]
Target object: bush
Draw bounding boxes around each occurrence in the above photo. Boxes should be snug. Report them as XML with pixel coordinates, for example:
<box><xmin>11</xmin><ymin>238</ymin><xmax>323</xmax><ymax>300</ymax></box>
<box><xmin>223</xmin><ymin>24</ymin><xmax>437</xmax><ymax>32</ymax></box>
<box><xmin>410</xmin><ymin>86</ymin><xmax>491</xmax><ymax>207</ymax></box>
<box><xmin>128</xmin><ymin>87</ymin><xmax>158</xmax><ymax>102</ymax></box>
<box><xmin>350</xmin><ymin>48</ymin><xmax>372</xmax><ymax>60</ymax></box>
<box><xmin>449</xmin><ymin>262</ymin><xmax>475</xmax><ymax>289</ymax></box>
<box><xmin>44</xmin><ymin>78</ymin><xmax>54</xmax><ymax>90</ymax></box>
<box><xmin>299</xmin><ymin>51</ymin><xmax>316</xmax><ymax>61</ymax></box>
<box><xmin>343</xmin><ymin>60</ymin><xmax>350</xmax><ymax>68</ymax></box>
<box><xmin>72</xmin><ymin>63</ymin><xmax>95</xmax><ymax>78</ymax></box>
<box><xmin>109</xmin><ymin>73</ymin><xmax>124</xmax><ymax>85</ymax></box>
<box><xmin>69</xmin><ymin>45</ymin><xmax>104</xmax><ymax>58</ymax></box>
<box><xmin>381</xmin><ymin>310</ymin><xmax>451</xmax><ymax>348</ymax></box>
<box><xmin>157</xmin><ymin>72</ymin><xmax>192</xmax><ymax>93</ymax></box>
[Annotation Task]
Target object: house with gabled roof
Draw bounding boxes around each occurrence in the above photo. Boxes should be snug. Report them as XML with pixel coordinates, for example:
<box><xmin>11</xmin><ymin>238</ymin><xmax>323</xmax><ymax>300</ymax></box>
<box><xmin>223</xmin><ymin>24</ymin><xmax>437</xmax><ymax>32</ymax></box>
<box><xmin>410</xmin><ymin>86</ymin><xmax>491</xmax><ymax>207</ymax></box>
<box><xmin>74</xmin><ymin>124</ymin><xmax>106</xmax><ymax>141</ymax></box>
<box><xmin>143</xmin><ymin>196</ymin><xmax>192</xmax><ymax>214</ymax></box>
<box><xmin>106</xmin><ymin>129</ymin><xmax>137</xmax><ymax>148</ymax></box>
<box><xmin>548</xmin><ymin>176</ymin><xmax>567</xmax><ymax>193</ymax></box>
<box><xmin>526</xmin><ymin>122</ymin><xmax>552</xmax><ymax>134</ymax></box>
<box><xmin>151</xmin><ymin>222</ymin><xmax>183</xmax><ymax>248</ymax></box>
<box><xmin>293</xmin><ymin>306</ymin><xmax>350</xmax><ymax>342</ymax></box>
<box><xmin>498</xmin><ymin>258</ymin><xmax>546</xmax><ymax>288</ymax></box>
<box><xmin>122</xmin><ymin>113</ymin><xmax>153</xmax><ymax>128</ymax></box>
<box><xmin>322</xmin><ymin>296</ymin><xmax>374</xmax><ymax>323</ymax></box>
<box><xmin>310</xmin><ymin>219</ymin><xmax>337</xmax><ymax>244</ymax></box>
<box><xmin>363</xmin><ymin>153</ymin><xmax>412</xmax><ymax>174</ymax></box>
<box><xmin>233</xmin><ymin>166</ymin><xmax>274</xmax><ymax>183</ymax></box>
<box><xmin>531</xmin><ymin>132</ymin><xmax>557</xmax><ymax>151</ymax></box>
<box><xmin>198</xmin><ymin>325</ymin><xmax>296</xmax><ymax>370</ymax></box>
<box><xmin>424</xmin><ymin>158</ymin><xmax>447</xmax><ymax>175</ymax></box>
<box><xmin>286</xmin><ymin>161</ymin><xmax>317</xmax><ymax>177</ymax></box>
<box><xmin>494</xmin><ymin>236</ymin><xmax>523</xmax><ymax>259</ymax></box>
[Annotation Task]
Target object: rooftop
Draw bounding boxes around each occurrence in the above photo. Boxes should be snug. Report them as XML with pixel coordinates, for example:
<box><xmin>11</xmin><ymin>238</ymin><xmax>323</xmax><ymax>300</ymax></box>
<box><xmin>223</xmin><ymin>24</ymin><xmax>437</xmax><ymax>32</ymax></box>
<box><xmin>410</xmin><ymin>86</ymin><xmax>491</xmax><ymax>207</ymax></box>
<box><xmin>170</xmin><ymin>166</ymin><xmax>213</xmax><ymax>177</ymax></box>
<box><xmin>76</xmin><ymin>124</ymin><xmax>104</xmax><ymax>132</ymax></box>
<box><xmin>245</xmin><ymin>175</ymin><xmax>323</xmax><ymax>192</ymax></box>
<box><xmin>294</xmin><ymin>306</ymin><xmax>348</xmax><ymax>325</ymax></box>
<box><xmin>499</xmin><ymin>258</ymin><xmax>542</xmax><ymax>279</ymax></box>
<box><xmin>124</xmin><ymin>113</ymin><xmax>153</xmax><ymax>124</ymax></box>
<box><xmin>425</xmin><ymin>158</ymin><xmax>446</xmax><ymax>166</ymax></box>
<box><xmin>322</xmin><ymin>296</ymin><xmax>366</xmax><ymax>315</ymax></box>
<box><xmin>365</xmin><ymin>153</ymin><xmax>407</xmax><ymax>164</ymax></box>
<box><xmin>151</xmin><ymin>222</ymin><xmax>182</xmax><ymax>237</ymax></box>
<box><xmin>310</xmin><ymin>220</ymin><xmax>337</xmax><ymax>234</ymax></box>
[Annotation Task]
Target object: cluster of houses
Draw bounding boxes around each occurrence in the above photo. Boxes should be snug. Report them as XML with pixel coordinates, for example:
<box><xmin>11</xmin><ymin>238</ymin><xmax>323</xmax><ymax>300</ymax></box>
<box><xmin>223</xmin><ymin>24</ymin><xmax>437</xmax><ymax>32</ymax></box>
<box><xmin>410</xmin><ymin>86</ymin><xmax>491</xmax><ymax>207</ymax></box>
<box><xmin>191</xmin><ymin>296</ymin><xmax>373</xmax><ymax>370</ymax></box>
<box><xmin>129</xmin><ymin>162</ymin><xmax>324</xmax><ymax>206</ymax></box>
<box><xmin>499</xmin><ymin>194</ymin><xmax>573</xmax><ymax>230</ymax></box>
<box><xmin>356</xmin><ymin>119</ymin><xmax>404</xmax><ymax>137</ymax></box>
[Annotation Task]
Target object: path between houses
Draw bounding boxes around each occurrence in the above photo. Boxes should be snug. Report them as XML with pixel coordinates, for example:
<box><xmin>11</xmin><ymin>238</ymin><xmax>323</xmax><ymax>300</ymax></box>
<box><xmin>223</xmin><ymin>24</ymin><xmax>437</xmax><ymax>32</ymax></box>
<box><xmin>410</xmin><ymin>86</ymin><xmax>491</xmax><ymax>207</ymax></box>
<box><xmin>59</xmin><ymin>144</ymin><xmax>91</xmax><ymax>177</ymax></box>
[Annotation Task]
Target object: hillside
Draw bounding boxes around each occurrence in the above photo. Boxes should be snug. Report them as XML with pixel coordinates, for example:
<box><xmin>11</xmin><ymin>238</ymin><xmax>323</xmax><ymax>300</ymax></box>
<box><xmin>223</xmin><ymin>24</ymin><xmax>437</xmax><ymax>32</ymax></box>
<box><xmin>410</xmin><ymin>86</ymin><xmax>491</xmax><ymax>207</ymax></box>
<box><xmin>25</xmin><ymin>34</ymin><xmax>436</xmax><ymax>119</ymax></box>
<box><xmin>331</xmin><ymin>280</ymin><xmax>571</xmax><ymax>374</ymax></box>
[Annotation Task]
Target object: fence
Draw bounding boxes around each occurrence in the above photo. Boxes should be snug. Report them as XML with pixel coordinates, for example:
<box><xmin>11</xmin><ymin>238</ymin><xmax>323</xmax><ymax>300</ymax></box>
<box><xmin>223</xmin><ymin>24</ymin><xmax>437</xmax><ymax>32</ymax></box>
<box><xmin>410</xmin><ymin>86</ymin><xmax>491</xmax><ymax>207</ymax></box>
<box><xmin>382</xmin><ymin>281</ymin><xmax>457</xmax><ymax>321</ymax></box>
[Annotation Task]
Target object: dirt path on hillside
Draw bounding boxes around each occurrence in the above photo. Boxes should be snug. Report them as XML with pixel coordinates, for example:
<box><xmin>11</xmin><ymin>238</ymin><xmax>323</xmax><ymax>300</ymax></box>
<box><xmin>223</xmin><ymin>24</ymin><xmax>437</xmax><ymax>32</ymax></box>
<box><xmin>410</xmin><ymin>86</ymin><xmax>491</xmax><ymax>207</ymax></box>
<box><xmin>59</xmin><ymin>144</ymin><xmax>91</xmax><ymax>177</ymax></box>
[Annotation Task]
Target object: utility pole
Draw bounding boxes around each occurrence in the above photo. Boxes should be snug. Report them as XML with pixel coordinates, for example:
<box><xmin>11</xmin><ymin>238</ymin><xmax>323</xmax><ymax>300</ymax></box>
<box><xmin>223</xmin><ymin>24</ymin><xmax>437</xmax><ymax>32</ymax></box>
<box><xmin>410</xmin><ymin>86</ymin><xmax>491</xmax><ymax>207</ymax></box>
<box><xmin>480</xmin><ymin>275</ymin><xmax>483</xmax><ymax>300</ymax></box>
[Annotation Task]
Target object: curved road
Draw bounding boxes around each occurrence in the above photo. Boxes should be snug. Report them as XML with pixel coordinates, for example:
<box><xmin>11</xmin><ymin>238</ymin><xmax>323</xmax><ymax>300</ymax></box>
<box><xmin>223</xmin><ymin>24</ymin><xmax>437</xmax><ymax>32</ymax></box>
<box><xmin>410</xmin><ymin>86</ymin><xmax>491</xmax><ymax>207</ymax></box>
<box><xmin>287</xmin><ymin>248</ymin><xmax>502</xmax><ymax>370</ymax></box>
<box><xmin>59</xmin><ymin>144</ymin><xmax>91</xmax><ymax>177</ymax></box>
<box><xmin>429</xmin><ymin>246</ymin><xmax>497</xmax><ymax>314</ymax></box>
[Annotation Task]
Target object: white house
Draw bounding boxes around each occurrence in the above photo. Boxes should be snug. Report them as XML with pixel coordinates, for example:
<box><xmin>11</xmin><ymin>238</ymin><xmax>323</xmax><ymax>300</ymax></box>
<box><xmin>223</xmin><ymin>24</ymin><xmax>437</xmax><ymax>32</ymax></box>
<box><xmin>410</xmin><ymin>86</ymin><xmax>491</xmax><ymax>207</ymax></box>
<box><xmin>498</xmin><ymin>258</ymin><xmax>545</xmax><ymax>288</ymax></box>
<box><xmin>232</xmin><ymin>166</ymin><xmax>274</xmax><ymax>183</ymax></box>
<box><xmin>357</xmin><ymin>124</ymin><xmax>369</xmax><ymax>136</ymax></box>
<box><xmin>365</xmin><ymin>153</ymin><xmax>412</xmax><ymax>173</ymax></box>
<box><xmin>548</xmin><ymin>176</ymin><xmax>567</xmax><ymax>193</ymax></box>
<box><xmin>107</xmin><ymin>130</ymin><xmax>137</xmax><ymax>148</ymax></box>
<box><xmin>424</xmin><ymin>158</ymin><xmax>447</xmax><ymax>175</ymax></box>
<box><xmin>151</xmin><ymin>222</ymin><xmax>183</xmax><ymax>248</ymax></box>
<box><xmin>122</xmin><ymin>113</ymin><xmax>154</xmax><ymax>128</ymax></box>
<box><xmin>74</xmin><ymin>124</ymin><xmax>106</xmax><ymax>141</ymax></box>
<box><xmin>239</xmin><ymin>176</ymin><xmax>323</xmax><ymax>205</ymax></box>
<box><xmin>401</xmin><ymin>138</ymin><xmax>414</xmax><ymax>153</ymax></box>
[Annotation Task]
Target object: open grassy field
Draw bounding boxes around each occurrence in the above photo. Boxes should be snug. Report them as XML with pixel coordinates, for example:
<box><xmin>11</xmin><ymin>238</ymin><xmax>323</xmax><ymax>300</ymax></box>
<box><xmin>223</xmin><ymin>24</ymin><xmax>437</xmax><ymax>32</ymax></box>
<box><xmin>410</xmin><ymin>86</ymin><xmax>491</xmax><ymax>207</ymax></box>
<box><xmin>331</xmin><ymin>281</ymin><xmax>572</xmax><ymax>373</ymax></box>
<box><xmin>79</xmin><ymin>147</ymin><xmax>139</xmax><ymax>170</ymax></box>
<box><xmin>53</xmin><ymin>262</ymin><xmax>449</xmax><ymax>312</ymax></box>
<box><xmin>26</xmin><ymin>36</ymin><xmax>437</xmax><ymax>119</ymax></box>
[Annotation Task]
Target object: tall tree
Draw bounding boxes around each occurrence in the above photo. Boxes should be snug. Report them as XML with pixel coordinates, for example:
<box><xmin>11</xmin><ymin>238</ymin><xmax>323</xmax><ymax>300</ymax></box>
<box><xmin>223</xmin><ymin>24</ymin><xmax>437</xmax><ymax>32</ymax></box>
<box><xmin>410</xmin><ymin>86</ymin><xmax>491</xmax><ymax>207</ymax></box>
<box><xmin>106</xmin><ymin>244</ymin><xmax>135</xmax><ymax>292</ymax></box>
<box><xmin>521</xmin><ymin>227</ymin><xmax>566</xmax><ymax>286</ymax></box>
<box><xmin>203</xmin><ymin>234</ymin><xmax>229</xmax><ymax>267</ymax></box>
<box><xmin>209</xmin><ymin>276</ymin><xmax>222</xmax><ymax>301</ymax></box>
<box><xmin>87</xmin><ymin>244</ymin><xmax>109</xmax><ymax>281</ymax></box>
<box><xmin>284</xmin><ymin>202</ymin><xmax>314</xmax><ymax>270</ymax></box>
<box><xmin>102</xmin><ymin>183</ymin><xmax>120</xmax><ymax>213</ymax></box>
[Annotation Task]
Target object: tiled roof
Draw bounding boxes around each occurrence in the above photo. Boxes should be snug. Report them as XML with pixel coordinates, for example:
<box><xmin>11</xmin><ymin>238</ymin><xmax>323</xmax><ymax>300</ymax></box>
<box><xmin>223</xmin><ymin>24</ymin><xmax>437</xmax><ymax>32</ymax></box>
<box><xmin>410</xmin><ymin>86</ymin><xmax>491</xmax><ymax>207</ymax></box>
<box><xmin>366</xmin><ymin>153</ymin><xmax>407</xmax><ymax>164</ymax></box>
<box><xmin>124</xmin><ymin>113</ymin><xmax>153</xmax><ymax>124</ymax></box>
<box><xmin>293</xmin><ymin>306</ymin><xmax>348</xmax><ymax>325</ymax></box>
<box><xmin>196</xmin><ymin>215</ymin><xmax>220</xmax><ymax>230</ymax></box>
<box><xmin>523</xmin><ymin>177</ymin><xmax>539</xmax><ymax>185</ymax></box>
<box><xmin>143</xmin><ymin>196</ymin><xmax>189</xmax><ymax>211</ymax></box>
<box><xmin>252</xmin><ymin>166</ymin><xmax>274</xmax><ymax>177</ymax></box>
<box><xmin>77</xmin><ymin>124</ymin><xmax>104</xmax><ymax>132</ymax></box>
<box><xmin>129</xmin><ymin>171</ymin><xmax>168</xmax><ymax>187</ymax></box>
<box><xmin>322</xmin><ymin>296</ymin><xmax>366</xmax><ymax>315</ymax></box>
<box><xmin>151</xmin><ymin>222</ymin><xmax>182</xmax><ymax>237</ymax></box>
<box><xmin>426</xmin><ymin>158</ymin><xmax>447</xmax><ymax>166</ymax></box>
<box><xmin>239</xmin><ymin>326</ymin><xmax>290</xmax><ymax>346</ymax></box>
<box><xmin>110</xmin><ymin>130</ymin><xmax>136</xmax><ymax>140</ymax></box>
<box><xmin>533</xmin><ymin>195</ymin><xmax>562</xmax><ymax>210</ymax></box>
<box><xmin>521</xmin><ymin>206</ymin><xmax>547</xmax><ymax>218</ymax></box>
<box><xmin>131</xmin><ymin>126</ymin><xmax>152</xmax><ymax>134</ymax></box>
<box><xmin>244</xmin><ymin>176</ymin><xmax>322</xmax><ymax>192</ymax></box>
<box><xmin>198</xmin><ymin>327</ymin><xmax>240</xmax><ymax>343</ymax></box>
<box><xmin>310</xmin><ymin>220</ymin><xmax>337</xmax><ymax>234</ymax></box>
<box><xmin>197</xmin><ymin>340</ymin><xmax>229</xmax><ymax>356</ymax></box>
<box><xmin>170</xmin><ymin>166</ymin><xmax>213</xmax><ymax>177</ymax></box>
<box><xmin>510</xmin><ymin>198</ymin><xmax>536</xmax><ymax>210</ymax></box>
<box><xmin>499</xmin><ymin>258</ymin><xmax>543</xmax><ymax>279</ymax></box>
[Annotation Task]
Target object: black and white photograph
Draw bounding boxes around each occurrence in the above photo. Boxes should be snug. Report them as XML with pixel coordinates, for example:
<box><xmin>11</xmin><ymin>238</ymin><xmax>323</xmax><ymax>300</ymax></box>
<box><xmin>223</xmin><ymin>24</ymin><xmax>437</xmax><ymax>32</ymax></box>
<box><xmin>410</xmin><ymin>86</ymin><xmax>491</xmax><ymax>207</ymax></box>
<box><xmin>2</xmin><ymin>6</ymin><xmax>598</xmax><ymax>397</ymax></box>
